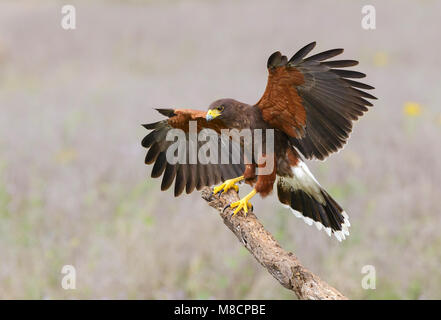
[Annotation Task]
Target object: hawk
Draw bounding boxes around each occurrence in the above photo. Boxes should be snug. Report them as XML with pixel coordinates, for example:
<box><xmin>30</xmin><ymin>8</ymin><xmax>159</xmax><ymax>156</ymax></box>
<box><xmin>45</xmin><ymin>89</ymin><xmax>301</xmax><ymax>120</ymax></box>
<box><xmin>142</xmin><ymin>42</ymin><xmax>376</xmax><ymax>241</ymax></box>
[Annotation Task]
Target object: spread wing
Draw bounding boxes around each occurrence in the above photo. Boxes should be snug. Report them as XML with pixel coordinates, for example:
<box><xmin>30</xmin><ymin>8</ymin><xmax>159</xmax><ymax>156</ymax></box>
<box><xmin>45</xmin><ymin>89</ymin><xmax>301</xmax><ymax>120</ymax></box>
<box><xmin>142</xmin><ymin>109</ymin><xmax>245</xmax><ymax>196</ymax></box>
<box><xmin>256</xmin><ymin>42</ymin><xmax>377</xmax><ymax>160</ymax></box>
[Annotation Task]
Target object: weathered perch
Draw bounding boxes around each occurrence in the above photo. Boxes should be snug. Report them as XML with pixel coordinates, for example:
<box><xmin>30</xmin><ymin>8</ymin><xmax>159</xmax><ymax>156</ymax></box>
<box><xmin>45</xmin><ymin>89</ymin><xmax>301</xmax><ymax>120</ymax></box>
<box><xmin>201</xmin><ymin>187</ymin><xmax>347</xmax><ymax>300</ymax></box>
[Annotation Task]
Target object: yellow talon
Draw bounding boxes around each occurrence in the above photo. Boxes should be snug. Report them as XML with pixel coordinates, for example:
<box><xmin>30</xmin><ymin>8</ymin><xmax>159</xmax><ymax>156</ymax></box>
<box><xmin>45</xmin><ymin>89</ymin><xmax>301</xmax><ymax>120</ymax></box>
<box><xmin>213</xmin><ymin>176</ymin><xmax>244</xmax><ymax>195</ymax></box>
<box><xmin>230</xmin><ymin>189</ymin><xmax>257</xmax><ymax>217</ymax></box>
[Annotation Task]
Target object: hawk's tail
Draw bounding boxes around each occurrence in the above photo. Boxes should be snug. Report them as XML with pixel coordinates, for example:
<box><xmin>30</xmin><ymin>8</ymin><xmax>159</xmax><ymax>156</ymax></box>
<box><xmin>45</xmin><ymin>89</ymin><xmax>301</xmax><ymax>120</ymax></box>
<box><xmin>277</xmin><ymin>161</ymin><xmax>350</xmax><ymax>241</ymax></box>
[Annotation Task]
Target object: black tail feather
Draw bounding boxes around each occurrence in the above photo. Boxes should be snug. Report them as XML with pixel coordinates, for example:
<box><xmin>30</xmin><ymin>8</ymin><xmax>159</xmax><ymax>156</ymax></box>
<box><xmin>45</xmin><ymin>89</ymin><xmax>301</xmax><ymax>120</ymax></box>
<box><xmin>277</xmin><ymin>181</ymin><xmax>350</xmax><ymax>241</ymax></box>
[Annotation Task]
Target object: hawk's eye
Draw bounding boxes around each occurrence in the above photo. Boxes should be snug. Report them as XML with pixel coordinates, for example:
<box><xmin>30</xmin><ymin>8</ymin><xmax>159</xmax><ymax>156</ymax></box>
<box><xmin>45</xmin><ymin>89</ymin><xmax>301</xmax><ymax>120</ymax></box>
<box><xmin>217</xmin><ymin>106</ymin><xmax>224</xmax><ymax>112</ymax></box>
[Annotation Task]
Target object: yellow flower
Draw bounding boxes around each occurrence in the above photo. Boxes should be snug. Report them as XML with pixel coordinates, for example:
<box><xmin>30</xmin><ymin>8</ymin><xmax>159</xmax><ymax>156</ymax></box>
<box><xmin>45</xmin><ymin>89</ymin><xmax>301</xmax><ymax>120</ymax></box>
<box><xmin>373</xmin><ymin>51</ymin><xmax>389</xmax><ymax>67</ymax></box>
<box><xmin>403</xmin><ymin>102</ymin><xmax>422</xmax><ymax>117</ymax></box>
<box><xmin>69</xmin><ymin>237</ymin><xmax>80</xmax><ymax>248</ymax></box>
<box><xmin>55</xmin><ymin>147</ymin><xmax>77</xmax><ymax>164</ymax></box>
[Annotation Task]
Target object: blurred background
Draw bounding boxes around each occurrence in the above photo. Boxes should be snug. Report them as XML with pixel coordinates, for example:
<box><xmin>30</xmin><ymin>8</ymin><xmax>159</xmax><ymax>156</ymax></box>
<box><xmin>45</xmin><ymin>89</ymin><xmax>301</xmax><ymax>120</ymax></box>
<box><xmin>0</xmin><ymin>0</ymin><xmax>440</xmax><ymax>299</ymax></box>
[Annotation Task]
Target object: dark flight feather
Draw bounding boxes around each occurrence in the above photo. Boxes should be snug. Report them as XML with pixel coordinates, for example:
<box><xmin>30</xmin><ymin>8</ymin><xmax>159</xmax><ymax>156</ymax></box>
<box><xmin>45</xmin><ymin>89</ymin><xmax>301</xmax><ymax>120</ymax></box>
<box><xmin>322</xmin><ymin>60</ymin><xmax>358</xmax><ymax>68</ymax></box>
<box><xmin>287</xmin><ymin>44</ymin><xmax>377</xmax><ymax>160</ymax></box>
<box><xmin>151</xmin><ymin>152</ymin><xmax>167</xmax><ymax>178</ymax></box>
<box><xmin>288</xmin><ymin>42</ymin><xmax>316</xmax><ymax>65</ymax></box>
<box><xmin>303</xmin><ymin>48</ymin><xmax>343</xmax><ymax>62</ymax></box>
<box><xmin>142</xmin><ymin>109</ymin><xmax>246</xmax><ymax>197</ymax></box>
<box><xmin>161</xmin><ymin>163</ymin><xmax>176</xmax><ymax>191</ymax></box>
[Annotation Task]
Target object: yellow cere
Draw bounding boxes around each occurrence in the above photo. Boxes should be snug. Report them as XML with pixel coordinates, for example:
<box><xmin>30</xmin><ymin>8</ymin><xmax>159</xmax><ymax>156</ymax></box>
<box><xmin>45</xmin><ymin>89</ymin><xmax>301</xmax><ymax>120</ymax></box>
<box><xmin>206</xmin><ymin>108</ymin><xmax>221</xmax><ymax>120</ymax></box>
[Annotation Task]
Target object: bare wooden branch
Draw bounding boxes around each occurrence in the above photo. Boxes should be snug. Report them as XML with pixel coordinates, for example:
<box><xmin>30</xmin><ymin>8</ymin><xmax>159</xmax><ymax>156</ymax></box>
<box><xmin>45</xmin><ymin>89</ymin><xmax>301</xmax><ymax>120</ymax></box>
<box><xmin>201</xmin><ymin>187</ymin><xmax>347</xmax><ymax>300</ymax></box>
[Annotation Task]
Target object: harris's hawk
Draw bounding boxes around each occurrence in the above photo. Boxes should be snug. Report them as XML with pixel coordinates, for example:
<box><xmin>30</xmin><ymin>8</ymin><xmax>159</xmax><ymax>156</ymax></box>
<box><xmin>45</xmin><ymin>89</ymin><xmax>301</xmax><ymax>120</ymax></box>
<box><xmin>142</xmin><ymin>42</ymin><xmax>376</xmax><ymax>241</ymax></box>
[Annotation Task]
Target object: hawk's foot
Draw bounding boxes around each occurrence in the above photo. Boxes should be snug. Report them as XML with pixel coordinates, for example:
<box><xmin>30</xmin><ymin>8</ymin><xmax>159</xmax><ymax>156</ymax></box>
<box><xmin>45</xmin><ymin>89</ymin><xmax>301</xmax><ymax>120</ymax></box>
<box><xmin>229</xmin><ymin>189</ymin><xmax>257</xmax><ymax>217</ymax></box>
<box><xmin>213</xmin><ymin>176</ymin><xmax>244</xmax><ymax>195</ymax></box>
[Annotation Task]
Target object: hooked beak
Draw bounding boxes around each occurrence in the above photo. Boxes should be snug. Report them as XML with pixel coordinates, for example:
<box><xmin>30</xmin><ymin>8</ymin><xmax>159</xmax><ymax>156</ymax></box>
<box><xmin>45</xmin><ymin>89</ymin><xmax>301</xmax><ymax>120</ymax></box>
<box><xmin>206</xmin><ymin>109</ymin><xmax>221</xmax><ymax>121</ymax></box>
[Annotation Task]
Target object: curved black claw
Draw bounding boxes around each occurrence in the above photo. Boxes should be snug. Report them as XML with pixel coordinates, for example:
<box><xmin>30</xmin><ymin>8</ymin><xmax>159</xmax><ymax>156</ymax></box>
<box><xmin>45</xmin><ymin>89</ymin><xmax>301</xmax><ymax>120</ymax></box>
<box><xmin>223</xmin><ymin>204</ymin><xmax>231</xmax><ymax>213</ymax></box>
<box><xmin>211</xmin><ymin>189</ymin><xmax>223</xmax><ymax>198</ymax></box>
